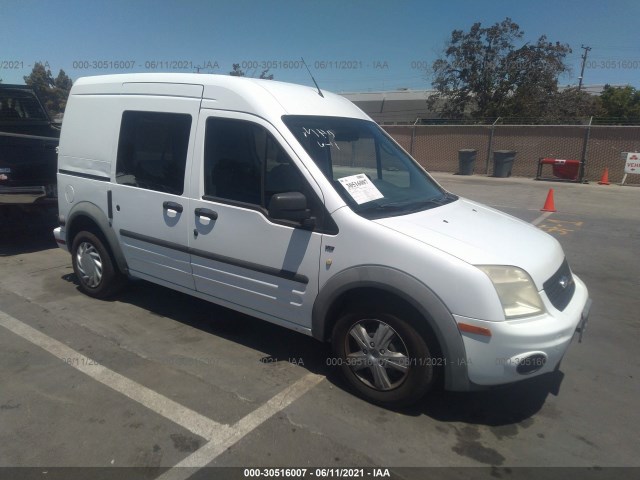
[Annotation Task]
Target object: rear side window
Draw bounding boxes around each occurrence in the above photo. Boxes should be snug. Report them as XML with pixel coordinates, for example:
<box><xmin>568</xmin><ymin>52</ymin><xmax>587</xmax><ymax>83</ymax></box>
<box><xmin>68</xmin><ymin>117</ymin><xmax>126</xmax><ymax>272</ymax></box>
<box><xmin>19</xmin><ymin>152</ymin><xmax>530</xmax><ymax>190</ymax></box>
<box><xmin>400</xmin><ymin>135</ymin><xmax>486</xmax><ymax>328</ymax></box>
<box><xmin>116</xmin><ymin>111</ymin><xmax>191</xmax><ymax>195</ymax></box>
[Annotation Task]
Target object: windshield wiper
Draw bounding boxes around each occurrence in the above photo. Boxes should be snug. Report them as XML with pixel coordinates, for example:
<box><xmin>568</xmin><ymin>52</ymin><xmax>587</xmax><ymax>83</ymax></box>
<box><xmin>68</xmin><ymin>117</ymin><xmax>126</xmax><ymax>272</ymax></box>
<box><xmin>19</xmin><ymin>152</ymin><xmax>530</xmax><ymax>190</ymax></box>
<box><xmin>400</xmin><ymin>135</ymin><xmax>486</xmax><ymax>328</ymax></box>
<box><xmin>357</xmin><ymin>193</ymin><xmax>458</xmax><ymax>218</ymax></box>
<box><xmin>431</xmin><ymin>192</ymin><xmax>458</xmax><ymax>205</ymax></box>
<box><xmin>396</xmin><ymin>193</ymin><xmax>458</xmax><ymax>214</ymax></box>
<box><xmin>358</xmin><ymin>203</ymin><xmax>407</xmax><ymax>214</ymax></box>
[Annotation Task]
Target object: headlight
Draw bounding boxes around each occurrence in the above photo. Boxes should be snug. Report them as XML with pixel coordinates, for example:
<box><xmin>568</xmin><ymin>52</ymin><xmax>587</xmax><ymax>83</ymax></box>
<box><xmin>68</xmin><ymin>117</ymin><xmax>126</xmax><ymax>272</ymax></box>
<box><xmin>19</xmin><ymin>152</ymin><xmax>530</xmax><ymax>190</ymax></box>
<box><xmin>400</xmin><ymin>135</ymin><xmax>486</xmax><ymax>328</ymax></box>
<box><xmin>477</xmin><ymin>266</ymin><xmax>546</xmax><ymax>319</ymax></box>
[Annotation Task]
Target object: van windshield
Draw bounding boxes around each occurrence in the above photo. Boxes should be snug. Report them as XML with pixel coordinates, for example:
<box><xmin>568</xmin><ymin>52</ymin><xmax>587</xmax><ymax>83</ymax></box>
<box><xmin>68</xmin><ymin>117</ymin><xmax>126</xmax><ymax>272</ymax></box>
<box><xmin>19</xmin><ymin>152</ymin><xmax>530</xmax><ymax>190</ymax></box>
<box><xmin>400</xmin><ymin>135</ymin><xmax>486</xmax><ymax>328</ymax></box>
<box><xmin>282</xmin><ymin>115</ymin><xmax>456</xmax><ymax>219</ymax></box>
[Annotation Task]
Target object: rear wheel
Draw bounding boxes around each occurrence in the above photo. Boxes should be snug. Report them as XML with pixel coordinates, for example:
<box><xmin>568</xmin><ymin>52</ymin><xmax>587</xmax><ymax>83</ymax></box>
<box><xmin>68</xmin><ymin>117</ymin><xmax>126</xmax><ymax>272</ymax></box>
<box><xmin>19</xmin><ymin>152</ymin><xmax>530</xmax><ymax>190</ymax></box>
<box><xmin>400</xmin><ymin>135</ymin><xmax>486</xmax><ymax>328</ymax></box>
<box><xmin>332</xmin><ymin>310</ymin><xmax>436</xmax><ymax>408</ymax></box>
<box><xmin>71</xmin><ymin>231</ymin><xmax>125</xmax><ymax>298</ymax></box>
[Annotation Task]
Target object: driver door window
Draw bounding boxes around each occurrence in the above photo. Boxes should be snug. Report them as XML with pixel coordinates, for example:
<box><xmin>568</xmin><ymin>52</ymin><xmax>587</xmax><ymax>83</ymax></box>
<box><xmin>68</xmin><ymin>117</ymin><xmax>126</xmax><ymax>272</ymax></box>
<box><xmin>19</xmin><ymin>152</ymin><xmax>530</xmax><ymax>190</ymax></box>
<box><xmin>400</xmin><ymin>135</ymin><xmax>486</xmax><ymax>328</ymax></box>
<box><xmin>204</xmin><ymin>117</ymin><xmax>305</xmax><ymax>209</ymax></box>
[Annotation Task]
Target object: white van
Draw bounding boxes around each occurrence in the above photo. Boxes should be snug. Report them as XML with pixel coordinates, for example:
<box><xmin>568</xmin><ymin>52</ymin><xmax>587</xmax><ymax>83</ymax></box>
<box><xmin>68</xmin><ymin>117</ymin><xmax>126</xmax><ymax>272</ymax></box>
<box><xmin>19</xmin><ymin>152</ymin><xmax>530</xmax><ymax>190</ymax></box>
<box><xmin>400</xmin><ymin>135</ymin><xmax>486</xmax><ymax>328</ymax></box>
<box><xmin>54</xmin><ymin>73</ymin><xmax>590</xmax><ymax>407</ymax></box>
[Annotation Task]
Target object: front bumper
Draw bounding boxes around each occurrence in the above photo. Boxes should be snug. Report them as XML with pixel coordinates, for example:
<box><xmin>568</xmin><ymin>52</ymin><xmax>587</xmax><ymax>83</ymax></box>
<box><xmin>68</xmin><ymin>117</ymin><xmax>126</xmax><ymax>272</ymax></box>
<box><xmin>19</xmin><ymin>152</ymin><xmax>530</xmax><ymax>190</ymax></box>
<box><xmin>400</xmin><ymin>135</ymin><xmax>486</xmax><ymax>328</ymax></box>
<box><xmin>53</xmin><ymin>226</ymin><xmax>68</xmax><ymax>251</ymax></box>
<box><xmin>454</xmin><ymin>274</ymin><xmax>590</xmax><ymax>386</ymax></box>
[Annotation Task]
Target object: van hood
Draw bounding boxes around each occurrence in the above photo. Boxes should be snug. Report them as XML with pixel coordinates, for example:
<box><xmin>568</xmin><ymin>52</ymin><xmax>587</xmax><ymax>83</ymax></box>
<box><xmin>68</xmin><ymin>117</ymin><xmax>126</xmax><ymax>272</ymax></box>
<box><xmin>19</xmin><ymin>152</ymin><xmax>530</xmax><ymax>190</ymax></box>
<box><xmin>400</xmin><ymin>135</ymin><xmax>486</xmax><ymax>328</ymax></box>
<box><xmin>373</xmin><ymin>198</ymin><xmax>564</xmax><ymax>288</ymax></box>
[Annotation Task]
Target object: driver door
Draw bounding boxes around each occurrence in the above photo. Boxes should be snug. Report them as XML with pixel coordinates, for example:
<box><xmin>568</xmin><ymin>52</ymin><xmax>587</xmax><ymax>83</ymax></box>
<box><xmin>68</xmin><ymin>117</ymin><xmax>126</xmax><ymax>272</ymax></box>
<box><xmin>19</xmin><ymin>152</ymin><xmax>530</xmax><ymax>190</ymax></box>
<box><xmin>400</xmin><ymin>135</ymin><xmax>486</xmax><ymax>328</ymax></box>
<box><xmin>188</xmin><ymin>111</ymin><xmax>324</xmax><ymax>329</ymax></box>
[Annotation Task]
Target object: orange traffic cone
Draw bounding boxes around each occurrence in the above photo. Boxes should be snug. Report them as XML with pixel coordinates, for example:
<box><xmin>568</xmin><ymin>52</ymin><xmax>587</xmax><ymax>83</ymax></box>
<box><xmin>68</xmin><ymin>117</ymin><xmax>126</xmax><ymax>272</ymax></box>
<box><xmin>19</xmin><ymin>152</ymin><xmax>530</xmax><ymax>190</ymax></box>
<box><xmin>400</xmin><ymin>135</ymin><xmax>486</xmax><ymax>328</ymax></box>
<box><xmin>541</xmin><ymin>188</ymin><xmax>557</xmax><ymax>212</ymax></box>
<box><xmin>598</xmin><ymin>168</ymin><xmax>610</xmax><ymax>185</ymax></box>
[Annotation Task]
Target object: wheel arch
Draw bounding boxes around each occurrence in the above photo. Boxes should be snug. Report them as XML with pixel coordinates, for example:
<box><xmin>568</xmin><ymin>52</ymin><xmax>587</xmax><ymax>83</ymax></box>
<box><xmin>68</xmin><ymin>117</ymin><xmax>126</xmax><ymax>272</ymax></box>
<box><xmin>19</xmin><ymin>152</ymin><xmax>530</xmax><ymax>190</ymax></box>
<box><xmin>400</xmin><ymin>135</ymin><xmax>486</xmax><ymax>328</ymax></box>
<box><xmin>66</xmin><ymin>201</ymin><xmax>128</xmax><ymax>275</ymax></box>
<box><xmin>312</xmin><ymin>265</ymin><xmax>470</xmax><ymax>391</ymax></box>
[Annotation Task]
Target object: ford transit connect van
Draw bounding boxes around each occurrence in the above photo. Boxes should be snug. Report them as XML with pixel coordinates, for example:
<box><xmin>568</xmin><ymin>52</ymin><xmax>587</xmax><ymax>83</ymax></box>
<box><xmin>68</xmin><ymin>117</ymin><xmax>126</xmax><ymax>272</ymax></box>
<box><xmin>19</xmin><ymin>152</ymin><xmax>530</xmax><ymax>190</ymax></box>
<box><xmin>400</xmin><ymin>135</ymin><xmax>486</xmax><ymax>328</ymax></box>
<box><xmin>54</xmin><ymin>74</ymin><xmax>590</xmax><ymax>407</ymax></box>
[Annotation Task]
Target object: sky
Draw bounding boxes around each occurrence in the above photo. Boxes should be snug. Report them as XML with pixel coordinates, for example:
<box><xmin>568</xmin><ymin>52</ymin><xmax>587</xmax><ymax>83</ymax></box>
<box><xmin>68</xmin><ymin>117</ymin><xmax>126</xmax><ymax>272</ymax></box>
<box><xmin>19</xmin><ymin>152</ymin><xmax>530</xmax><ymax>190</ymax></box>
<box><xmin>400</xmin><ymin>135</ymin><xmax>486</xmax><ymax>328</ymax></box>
<box><xmin>1</xmin><ymin>0</ymin><xmax>640</xmax><ymax>92</ymax></box>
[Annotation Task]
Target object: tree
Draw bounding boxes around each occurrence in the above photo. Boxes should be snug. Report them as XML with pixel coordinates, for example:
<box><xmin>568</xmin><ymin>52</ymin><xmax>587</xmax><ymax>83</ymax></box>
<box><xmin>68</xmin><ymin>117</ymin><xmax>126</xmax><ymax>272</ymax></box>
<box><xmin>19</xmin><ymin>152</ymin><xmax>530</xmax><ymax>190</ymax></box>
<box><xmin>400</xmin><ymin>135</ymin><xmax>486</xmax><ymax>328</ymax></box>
<box><xmin>53</xmin><ymin>70</ymin><xmax>73</xmax><ymax>112</ymax></box>
<box><xmin>259</xmin><ymin>69</ymin><xmax>274</xmax><ymax>80</ymax></box>
<box><xmin>23</xmin><ymin>62</ymin><xmax>72</xmax><ymax>115</ymax></box>
<box><xmin>428</xmin><ymin>18</ymin><xmax>572</xmax><ymax>120</ymax></box>
<box><xmin>229</xmin><ymin>63</ymin><xmax>245</xmax><ymax>76</ymax></box>
<box><xmin>598</xmin><ymin>85</ymin><xmax>640</xmax><ymax>122</ymax></box>
<box><xmin>24</xmin><ymin>62</ymin><xmax>54</xmax><ymax>91</ymax></box>
<box><xmin>229</xmin><ymin>63</ymin><xmax>273</xmax><ymax>80</ymax></box>
<box><xmin>546</xmin><ymin>87</ymin><xmax>601</xmax><ymax>123</ymax></box>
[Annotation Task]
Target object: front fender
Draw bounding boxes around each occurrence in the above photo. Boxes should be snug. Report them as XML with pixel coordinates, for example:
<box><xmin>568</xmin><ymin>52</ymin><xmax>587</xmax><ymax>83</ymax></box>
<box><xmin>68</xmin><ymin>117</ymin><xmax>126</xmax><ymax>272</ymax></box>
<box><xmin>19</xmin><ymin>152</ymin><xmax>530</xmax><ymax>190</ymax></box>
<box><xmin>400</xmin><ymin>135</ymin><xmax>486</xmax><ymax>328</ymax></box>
<box><xmin>312</xmin><ymin>265</ymin><xmax>470</xmax><ymax>391</ymax></box>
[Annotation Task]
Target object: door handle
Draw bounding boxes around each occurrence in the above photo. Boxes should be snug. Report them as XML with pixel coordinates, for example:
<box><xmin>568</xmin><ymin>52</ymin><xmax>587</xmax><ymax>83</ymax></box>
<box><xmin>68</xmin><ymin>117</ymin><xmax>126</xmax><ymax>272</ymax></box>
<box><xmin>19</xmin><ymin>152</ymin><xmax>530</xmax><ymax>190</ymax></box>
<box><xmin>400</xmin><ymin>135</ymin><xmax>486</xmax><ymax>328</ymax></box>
<box><xmin>163</xmin><ymin>201</ymin><xmax>183</xmax><ymax>213</ymax></box>
<box><xmin>195</xmin><ymin>207</ymin><xmax>218</xmax><ymax>220</ymax></box>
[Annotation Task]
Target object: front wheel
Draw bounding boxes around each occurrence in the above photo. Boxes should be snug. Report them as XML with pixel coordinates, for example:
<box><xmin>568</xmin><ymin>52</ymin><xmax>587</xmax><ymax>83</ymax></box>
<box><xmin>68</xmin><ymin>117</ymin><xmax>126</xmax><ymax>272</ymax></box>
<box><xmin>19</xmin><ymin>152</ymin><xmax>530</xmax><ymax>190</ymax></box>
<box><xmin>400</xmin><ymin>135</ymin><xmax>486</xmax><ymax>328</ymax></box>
<box><xmin>71</xmin><ymin>231</ymin><xmax>125</xmax><ymax>298</ymax></box>
<box><xmin>332</xmin><ymin>311</ymin><xmax>436</xmax><ymax>408</ymax></box>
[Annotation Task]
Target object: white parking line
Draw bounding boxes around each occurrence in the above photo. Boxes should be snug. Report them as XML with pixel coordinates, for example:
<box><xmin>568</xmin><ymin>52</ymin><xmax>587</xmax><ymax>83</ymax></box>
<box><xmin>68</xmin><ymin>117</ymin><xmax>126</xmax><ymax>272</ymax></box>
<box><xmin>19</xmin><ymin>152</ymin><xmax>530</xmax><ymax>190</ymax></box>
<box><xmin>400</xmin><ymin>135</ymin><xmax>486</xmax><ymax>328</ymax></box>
<box><xmin>532</xmin><ymin>211</ymin><xmax>554</xmax><ymax>226</ymax></box>
<box><xmin>0</xmin><ymin>309</ymin><xmax>323</xmax><ymax>473</ymax></box>
<box><xmin>0</xmin><ymin>310</ymin><xmax>225</xmax><ymax>440</ymax></box>
<box><xmin>156</xmin><ymin>373</ymin><xmax>325</xmax><ymax>480</ymax></box>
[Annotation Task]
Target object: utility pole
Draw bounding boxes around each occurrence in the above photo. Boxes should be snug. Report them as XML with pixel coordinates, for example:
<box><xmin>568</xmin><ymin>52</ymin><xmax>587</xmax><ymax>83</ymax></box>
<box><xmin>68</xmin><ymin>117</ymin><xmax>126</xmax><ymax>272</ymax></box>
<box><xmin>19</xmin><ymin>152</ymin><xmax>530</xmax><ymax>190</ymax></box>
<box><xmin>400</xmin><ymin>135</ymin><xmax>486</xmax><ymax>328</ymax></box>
<box><xmin>578</xmin><ymin>45</ymin><xmax>592</xmax><ymax>91</ymax></box>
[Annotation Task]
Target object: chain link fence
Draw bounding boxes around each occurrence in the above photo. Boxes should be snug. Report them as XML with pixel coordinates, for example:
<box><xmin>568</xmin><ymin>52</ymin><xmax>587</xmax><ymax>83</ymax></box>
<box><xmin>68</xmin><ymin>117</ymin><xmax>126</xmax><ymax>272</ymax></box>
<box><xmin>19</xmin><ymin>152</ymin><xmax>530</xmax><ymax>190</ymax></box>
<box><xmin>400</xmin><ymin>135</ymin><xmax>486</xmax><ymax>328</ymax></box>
<box><xmin>384</xmin><ymin>124</ymin><xmax>640</xmax><ymax>185</ymax></box>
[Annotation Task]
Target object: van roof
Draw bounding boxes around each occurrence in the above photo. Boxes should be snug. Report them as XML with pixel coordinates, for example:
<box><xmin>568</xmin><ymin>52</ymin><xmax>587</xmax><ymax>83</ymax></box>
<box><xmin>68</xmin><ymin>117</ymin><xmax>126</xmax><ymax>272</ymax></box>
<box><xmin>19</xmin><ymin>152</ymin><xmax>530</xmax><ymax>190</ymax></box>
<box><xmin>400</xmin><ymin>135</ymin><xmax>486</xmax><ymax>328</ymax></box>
<box><xmin>71</xmin><ymin>73</ymin><xmax>369</xmax><ymax>121</ymax></box>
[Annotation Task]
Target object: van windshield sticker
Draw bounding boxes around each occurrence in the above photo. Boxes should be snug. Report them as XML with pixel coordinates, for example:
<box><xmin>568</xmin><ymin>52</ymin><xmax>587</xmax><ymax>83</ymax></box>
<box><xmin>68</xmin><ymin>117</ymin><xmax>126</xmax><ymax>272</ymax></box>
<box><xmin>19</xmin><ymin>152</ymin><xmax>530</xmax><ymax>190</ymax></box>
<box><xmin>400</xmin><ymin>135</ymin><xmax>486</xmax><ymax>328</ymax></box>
<box><xmin>337</xmin><ymin>174</ymin><xmax>384</xmax><ymax>205</ymax></box>
<box><xmin>302</xmin><ymin>127</ymin><xmax>340</xmax><ymax>149</ymax></box>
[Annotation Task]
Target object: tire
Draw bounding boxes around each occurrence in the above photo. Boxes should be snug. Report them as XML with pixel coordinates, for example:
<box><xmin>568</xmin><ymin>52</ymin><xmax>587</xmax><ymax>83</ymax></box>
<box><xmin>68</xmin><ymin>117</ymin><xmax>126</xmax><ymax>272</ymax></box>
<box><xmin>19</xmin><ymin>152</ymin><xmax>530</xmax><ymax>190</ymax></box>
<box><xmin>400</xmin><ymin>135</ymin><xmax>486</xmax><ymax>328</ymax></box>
<box><xmin>332</xmin><ymin>310</ymin><xmax>436</xmax><ymax>408</ymax></box>
<box><xmin>71</xmin><ymin>231</ymin><xmax>125</xmax><ymax>299</ymax></box>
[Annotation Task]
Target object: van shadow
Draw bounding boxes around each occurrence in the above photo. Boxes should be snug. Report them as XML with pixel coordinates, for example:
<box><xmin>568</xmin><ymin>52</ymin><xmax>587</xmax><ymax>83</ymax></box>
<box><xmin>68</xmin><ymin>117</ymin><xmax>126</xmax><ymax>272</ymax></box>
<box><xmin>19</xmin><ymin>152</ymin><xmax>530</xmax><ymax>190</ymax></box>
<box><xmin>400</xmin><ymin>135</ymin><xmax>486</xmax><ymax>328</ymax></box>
<box><xmin>0</xmin><ymin>205</ymin><xmax>58</xmax><ymax>256</ymax></box>
<box><xmin>68</xmin><ymin>275</ymin><xmax>563</xmax><ymax>427</ymax></box>
<box><xmin>104</xmin><ymin>278</ymin><xmax>334</xmax><ymax>376</ymax></box>
<box><xmin>410</xmin><ymin>371</ymin><xmax>564</xmax><ymax>426</ymax></box>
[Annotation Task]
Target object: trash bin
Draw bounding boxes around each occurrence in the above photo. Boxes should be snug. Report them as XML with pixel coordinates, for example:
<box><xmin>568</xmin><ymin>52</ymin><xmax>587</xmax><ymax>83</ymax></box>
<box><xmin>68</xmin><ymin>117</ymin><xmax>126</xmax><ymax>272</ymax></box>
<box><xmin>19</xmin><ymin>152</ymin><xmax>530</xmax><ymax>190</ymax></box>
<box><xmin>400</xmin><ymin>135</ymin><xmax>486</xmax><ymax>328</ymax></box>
<box><xmin>458</xmin><ymin>149</ymin><xmax>477</xmax><ymax>175</ymax></box>
<box><xmin>492</xmin><ymin>150</ymin><xmax>517</xmax><ymax>177</ymax></box>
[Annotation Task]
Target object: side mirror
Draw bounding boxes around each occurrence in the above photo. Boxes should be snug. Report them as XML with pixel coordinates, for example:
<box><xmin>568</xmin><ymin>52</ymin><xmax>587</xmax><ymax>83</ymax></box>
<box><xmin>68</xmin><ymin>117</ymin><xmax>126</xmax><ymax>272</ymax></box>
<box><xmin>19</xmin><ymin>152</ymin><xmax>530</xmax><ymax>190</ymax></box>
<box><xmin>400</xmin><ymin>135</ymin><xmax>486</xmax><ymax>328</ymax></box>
<box><xmin>268</xmin><ymin>192</ymin><xmax>315</xmax><ymax>227</ymax></box>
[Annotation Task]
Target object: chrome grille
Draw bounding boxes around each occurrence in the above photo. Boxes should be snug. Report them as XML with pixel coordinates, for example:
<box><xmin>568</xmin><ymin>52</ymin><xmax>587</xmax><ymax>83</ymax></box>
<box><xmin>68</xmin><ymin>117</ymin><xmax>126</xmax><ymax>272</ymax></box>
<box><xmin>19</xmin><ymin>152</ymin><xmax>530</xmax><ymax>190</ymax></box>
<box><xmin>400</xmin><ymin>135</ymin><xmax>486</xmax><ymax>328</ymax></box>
<box><xmin>543</xmin><ymin>259</ymin><xmax>575</xmax><ymax>312</ymax></box>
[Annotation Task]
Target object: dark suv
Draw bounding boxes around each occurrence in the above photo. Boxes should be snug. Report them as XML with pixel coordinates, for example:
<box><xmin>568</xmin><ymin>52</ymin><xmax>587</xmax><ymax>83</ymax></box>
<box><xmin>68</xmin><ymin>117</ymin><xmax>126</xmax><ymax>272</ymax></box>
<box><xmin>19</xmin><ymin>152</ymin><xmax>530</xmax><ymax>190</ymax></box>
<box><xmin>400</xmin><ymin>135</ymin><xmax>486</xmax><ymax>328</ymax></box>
<box><xmin>0</xmin><ymin>85</ymin><xmax>60</xmax><ymax>206</ymax></box>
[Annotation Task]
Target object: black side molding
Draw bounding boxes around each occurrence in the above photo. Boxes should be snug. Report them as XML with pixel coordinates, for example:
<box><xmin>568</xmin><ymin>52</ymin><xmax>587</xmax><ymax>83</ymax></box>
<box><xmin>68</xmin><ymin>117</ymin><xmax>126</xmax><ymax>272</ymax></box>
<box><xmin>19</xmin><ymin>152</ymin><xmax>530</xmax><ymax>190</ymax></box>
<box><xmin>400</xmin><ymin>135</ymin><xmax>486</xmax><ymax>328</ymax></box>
<box><xmin>59</xmin><ymin>169</ymin><xmax>111</xmax><ymax>182</ymax></box>
<box><xmin>119</xmin><ymin>229</ymin><xmax>308</xmax><ymax>284</ymax></box>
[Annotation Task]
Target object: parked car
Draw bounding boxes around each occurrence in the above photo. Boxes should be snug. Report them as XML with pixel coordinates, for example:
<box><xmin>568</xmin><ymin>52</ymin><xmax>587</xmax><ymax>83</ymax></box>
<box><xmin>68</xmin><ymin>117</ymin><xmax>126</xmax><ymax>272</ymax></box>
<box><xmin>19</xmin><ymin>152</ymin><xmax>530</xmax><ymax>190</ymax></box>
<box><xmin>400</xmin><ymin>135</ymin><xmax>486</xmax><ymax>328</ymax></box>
<box><xmin>0</xmin><ymin>84</ymin><xmax>60</xmax><ymax>206</ymax></box>
<box><xmin>53</xmin><ymin>74</ymin><xmax>590</xmax><ymax>407</ymax></box>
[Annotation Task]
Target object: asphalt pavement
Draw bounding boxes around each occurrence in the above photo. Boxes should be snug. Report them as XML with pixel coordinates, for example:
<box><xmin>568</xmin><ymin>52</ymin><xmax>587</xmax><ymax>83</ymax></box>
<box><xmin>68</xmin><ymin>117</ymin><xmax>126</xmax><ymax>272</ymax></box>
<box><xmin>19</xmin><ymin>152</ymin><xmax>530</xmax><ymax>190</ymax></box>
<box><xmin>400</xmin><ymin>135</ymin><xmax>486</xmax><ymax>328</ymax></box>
<box><xmin>0</xmin><ymin>175</ymin><xmax>638</xmax><ymax>480</ymax></box>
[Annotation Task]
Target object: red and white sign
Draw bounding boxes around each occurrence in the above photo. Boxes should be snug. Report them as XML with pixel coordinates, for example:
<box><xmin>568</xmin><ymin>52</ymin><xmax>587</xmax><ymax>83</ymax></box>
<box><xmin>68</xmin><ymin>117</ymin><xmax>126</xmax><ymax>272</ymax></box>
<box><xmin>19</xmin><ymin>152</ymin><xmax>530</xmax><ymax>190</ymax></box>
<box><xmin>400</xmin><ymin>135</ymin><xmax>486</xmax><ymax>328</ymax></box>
<box><xmin>626</xmin><ymin>152</ymin><xmax>640</xmax><ymax>174</ymax></box>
